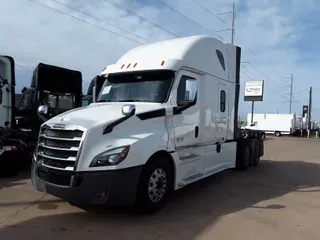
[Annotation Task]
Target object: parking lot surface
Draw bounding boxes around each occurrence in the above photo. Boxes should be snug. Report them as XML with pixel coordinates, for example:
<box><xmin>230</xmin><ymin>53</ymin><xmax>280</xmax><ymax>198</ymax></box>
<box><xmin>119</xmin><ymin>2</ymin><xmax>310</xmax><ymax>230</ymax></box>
<box><xmin>1</xmin><ymin>137</ymin><xmax>320</xmax><ymax>240</ymax></box>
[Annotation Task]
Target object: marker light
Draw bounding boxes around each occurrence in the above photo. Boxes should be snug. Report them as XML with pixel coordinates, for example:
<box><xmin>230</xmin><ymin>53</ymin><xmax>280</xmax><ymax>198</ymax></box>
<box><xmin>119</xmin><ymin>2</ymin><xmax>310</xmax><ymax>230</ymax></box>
<box><xmin>161</xmin><ymin>60</ymin><xmax>165</xmax><ymax>66</ymax></box>
<box><xmin>127</xmin><ymin>63</ymin><xmax>131</xmax><ymax>68</ymax></box>
<box><xmin>133</xmin><ymin>63</ymin><xmax>137</xmax><ymax>68</ymax></box>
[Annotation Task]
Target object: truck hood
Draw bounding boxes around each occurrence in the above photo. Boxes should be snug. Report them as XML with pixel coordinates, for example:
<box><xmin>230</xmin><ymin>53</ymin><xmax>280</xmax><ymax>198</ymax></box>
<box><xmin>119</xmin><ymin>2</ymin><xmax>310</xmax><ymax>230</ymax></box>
<box><xmin>45</xmin><ymin>102</ymin><xmax>165</xmax><ymax>128</ymax></box>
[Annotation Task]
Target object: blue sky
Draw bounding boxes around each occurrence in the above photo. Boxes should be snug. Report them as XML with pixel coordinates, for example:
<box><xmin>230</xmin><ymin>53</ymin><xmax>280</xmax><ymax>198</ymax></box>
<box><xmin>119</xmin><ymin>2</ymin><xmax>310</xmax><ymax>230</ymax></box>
<box><xmin>1</xmin><ymin>0</ymin><xmax>320</xmax><ymax>118</ymax></box>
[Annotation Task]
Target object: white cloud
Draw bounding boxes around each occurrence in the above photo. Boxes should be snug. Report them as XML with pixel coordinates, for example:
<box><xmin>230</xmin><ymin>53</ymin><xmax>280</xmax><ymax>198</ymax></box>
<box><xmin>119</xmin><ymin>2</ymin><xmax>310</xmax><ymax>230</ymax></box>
<box><xmin>1</xmin><ymin>0</ymin><xmax>319</xmax><ymax>117</ymax></box>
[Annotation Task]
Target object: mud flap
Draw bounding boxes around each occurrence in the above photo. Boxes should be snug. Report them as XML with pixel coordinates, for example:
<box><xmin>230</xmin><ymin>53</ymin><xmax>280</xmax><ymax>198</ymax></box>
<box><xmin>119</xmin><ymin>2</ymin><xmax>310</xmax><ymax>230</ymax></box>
<box><xmin>259</xmin><ymin>138</ymin><xmax>264</xmax><ymax>157</ymax></box>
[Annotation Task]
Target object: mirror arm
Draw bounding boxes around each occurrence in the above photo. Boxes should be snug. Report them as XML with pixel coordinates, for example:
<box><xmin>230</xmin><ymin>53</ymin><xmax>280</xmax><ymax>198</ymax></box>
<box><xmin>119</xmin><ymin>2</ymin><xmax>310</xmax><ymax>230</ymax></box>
<box><xmin>37</xmin><ymin>113</ymin><xmax>48</xmax><ymax>122</ymax></box>
<box><xmin>174</xmin><ymin>100</ymin><xmax>196</xmax><ymax>114</ymax></box>
<box><xmin>0</xmin><ymin>76</ymin><xmax>8</xmax><ymax>88</ymax></box>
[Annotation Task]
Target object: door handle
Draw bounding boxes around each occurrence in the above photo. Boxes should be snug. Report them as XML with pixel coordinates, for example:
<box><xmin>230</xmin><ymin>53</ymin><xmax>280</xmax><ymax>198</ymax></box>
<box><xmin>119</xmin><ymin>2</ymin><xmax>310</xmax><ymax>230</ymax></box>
<box><xmin>195</xmin><ymin>126</ymin><xmax>199</xmax><ymax>138</ymax></box>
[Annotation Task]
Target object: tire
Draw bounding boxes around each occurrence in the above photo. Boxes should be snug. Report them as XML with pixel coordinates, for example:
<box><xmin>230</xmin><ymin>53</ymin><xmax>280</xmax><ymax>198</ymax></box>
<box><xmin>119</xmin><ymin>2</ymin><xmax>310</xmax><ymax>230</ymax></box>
<box><xmin>136</xmin><ymin>157</ymin><xmax>173</xmax><ymax>214</ymax></box>
<box><xmin>236</xmin><ymin>142</ymin><xmax>251</xmax><ymax>170</ymax></box>
<box><xmin>251</xmin><ymin>141</ymin><xmax>261</xmax><ymax>166</ymax></box>
<box><xmin>275</xmin><ymin>131</ymin><xmax>281</xmax><ymax>137</ymax></box>
<box><xmin>243</xmin><ymin>132</ymin><xmax>248</xmax><ymax>139</ymax></box>
<box><xmin>0</xmin><ymin>152</ymin><xmax>19</xmax><ymax>178</ymax></box>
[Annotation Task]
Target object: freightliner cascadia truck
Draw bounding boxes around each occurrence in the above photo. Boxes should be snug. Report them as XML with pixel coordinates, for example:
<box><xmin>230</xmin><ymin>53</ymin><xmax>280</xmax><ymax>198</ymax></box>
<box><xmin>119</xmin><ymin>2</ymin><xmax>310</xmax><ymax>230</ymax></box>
<box><xmin>31</xmin><ymin>35</ymin><xmax>264</xmax><ymax>213</ymax></box>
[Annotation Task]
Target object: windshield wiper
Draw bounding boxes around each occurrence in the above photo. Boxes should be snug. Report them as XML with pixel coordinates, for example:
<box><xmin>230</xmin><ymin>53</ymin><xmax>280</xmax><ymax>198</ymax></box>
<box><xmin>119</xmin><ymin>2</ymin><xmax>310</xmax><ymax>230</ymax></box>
<box><xmin>96</xmin><ymin>99</ymin><xmax>111</xmax><ymax>102</ymax></box>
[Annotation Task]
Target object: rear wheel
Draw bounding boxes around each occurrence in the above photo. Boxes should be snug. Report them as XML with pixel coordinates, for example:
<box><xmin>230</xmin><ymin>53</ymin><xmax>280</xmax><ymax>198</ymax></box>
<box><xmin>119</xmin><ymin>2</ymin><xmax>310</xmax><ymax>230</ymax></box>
<box><xmin>136</xmin><ymin>157</ymin><xmax>173</xmax><ymax>214</ymax></box>
<box><xmin>236</xmin><ymin>141</ymin><xmax>252</xmax><ymax>170</ymax></box>
<box><xmin>251</xmin><ymin>141</ymin><xmax>261</xmax><ymax>166</ymax></box>
<box><xmin>275</xmin><ymin>131</ymin><xmax>281</xmax><ymax>137</ymax></box>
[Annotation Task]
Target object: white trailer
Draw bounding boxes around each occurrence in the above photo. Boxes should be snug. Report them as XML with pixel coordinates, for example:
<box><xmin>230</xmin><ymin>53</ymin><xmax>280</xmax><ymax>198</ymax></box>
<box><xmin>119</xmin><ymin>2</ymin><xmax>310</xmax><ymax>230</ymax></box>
<box><xmin>31</xmin><ymin>35</ymin><xmax>264</xmax><ymax>213</ymax></box>
<box><xmin>245</xmin><ymin>113</ymin><xmax>296</xmax><ymax>137</ymax></box>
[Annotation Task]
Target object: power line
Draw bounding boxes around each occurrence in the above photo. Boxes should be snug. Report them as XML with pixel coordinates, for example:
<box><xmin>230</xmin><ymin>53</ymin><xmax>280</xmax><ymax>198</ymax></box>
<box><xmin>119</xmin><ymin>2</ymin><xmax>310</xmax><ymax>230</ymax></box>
<box><xmin>15</xmin><ymin>62</ymin><xmax>34</xmax><ymax>70</ymax></box>
<box><xmin>247</xmin><ymin>48</ymin><xmax>285</xmax><ymax>77</ymax></box>
<box><xmin>241</xmin><ymin>69</ymin><xmax>289</xmax><ymax>101</ymax></box>
<box><xmin>246</xmin><ymin>61</ymin><xmax>287</xmax><ymax>91</ymax></box>
<box><xmin>155</xmin><ymin>0</ymin><xmax>223</xmax><ymax>40</ymax></box>
<box><xmin>241</xmin><ymin>72</ymin><xmax>253</xmax><ymax>80</ymax></box>
<box><xmin>292</xmin><ymin>88</ymin><xmax>308</xmax><ymax>95</ymax></box>
<box><xmin>190</xmin><ymin>0</ymin><xmax>226</xmax><ymax>24</ymax></box>
<box><xmin>242</xmin><ymin>61</ymin><xmax>289</xmax><ymax>96</ymax></box>
<box><xmin>241</xmin><ymin>64</ymin><xmax>260</xmax><ymax>79</ymax></box>
<box><xmin>27</xmin><ymin>0</ymin><xmax>143</xmax><ymax>44</ymax></box>
<box><xmin>102</xmin><ymin>0</ymin><xmax>180</xmax><ymax>38</ymax></box>
<box><xmin>242</xmin><ymin>61</ymin><xmax>294</xmax><ymax>102</ymax></box>
<box><xmin>50</xmin><ymin>0</ymin><xmax>150</xmax><ymax>43</ymax></box>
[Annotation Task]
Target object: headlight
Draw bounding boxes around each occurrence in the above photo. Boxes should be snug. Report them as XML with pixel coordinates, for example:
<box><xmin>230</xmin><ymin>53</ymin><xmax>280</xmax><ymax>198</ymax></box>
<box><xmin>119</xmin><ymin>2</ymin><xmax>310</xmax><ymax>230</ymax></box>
<box><xmin>89</xmin><ymin>146</ymin><xmax>130</xmax><ymax>167</ymax></box>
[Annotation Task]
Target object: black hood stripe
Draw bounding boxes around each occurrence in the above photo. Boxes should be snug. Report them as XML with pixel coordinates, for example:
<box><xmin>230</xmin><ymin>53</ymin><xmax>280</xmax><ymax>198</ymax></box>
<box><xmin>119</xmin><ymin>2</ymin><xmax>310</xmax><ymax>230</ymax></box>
<box><xmin>136</xmin><ymin>108</ymin><xmax>166</xmax><ymax>120</ymax></box>
<box><xmin>103</xmin><ymin>108</ymin><xmax>166</xmax><ymax>134</ymax></box>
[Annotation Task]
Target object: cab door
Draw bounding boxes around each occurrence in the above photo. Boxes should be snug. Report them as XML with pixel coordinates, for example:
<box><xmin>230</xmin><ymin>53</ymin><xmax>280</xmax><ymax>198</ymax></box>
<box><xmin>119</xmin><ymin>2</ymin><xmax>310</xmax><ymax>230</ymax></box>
<box><xmin>0</xmin><ymin>56</ymin><xmax>15</xmax><ymax>128</ymax></box>
<box><xmin>171</xmin><ymin>70</ymin><xmax>206</xmax><ymax>185</ymax></box>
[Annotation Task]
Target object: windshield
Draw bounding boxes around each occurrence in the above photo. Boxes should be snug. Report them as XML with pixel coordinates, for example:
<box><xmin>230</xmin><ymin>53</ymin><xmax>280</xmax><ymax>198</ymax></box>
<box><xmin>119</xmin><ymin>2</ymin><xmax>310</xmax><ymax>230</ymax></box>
<box><xmin>20</xmin><ymin>91</ymin><xmax>32</xmax><ymax>109</ymax></box>
<box><xmin>97</xmin><ymin>70</ymin><xmax>175</xmax><ymax>103</ymax></box>
<box><xmin>42</xmin><ymin>93</ymin><xmax>75</xmax><ymax>111</ymax></box>
<box><xmin>82</xmin><ymin>95</ymin><xmax>92</xmax><ymax>106</ymax></box>
<box><xmin>58</xmin><ymin>95</ymin><xmax>74</xmax><ymax>110</ymax></box>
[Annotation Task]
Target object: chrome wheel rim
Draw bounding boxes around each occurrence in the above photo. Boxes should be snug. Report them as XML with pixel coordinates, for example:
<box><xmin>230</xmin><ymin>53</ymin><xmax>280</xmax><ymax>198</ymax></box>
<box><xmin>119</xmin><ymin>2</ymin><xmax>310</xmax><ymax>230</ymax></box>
<box><xmin>148</xmin><ymin>168</ymin><xmax>168</xmax><ymax>203</ymax></box>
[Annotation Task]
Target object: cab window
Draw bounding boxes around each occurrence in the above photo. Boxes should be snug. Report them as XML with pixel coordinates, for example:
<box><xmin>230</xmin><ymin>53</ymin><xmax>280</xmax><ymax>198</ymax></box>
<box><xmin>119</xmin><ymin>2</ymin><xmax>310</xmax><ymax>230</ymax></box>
<box><xmin>177</xmin><ymin>75</ymin><xmax>197</xmax><ymax>106</ymax></box>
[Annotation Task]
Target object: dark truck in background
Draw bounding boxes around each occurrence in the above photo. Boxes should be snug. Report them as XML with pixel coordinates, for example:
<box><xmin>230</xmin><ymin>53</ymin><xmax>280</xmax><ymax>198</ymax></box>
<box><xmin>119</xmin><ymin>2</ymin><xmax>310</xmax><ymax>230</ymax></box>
<box><xmin>82</xmin><ymin>74</ymin><xmax>106</xmax><ymax>106</ymax></box>
<box><xmin>0</xmin><ymin>57</ymin><xmax>84</xmax><ymax>177</ymax></box>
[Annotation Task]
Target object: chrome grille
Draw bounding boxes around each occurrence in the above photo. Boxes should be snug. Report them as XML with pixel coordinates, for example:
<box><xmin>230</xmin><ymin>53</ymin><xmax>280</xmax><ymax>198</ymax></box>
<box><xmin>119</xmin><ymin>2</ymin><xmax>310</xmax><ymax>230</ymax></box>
<box><xmin>36</xmin><ymin>124</ymin><xmax>85</xmax><ymax>171</ymax></box>
<box><xmin>43</xmin><ymin>128</ymin><xmax>83</xmax><ymax>139</ymax></box>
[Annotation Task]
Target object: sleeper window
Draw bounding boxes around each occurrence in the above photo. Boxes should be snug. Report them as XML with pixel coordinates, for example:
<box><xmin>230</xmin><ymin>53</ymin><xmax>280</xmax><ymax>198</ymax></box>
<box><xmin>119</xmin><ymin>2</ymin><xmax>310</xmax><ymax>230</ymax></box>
<box><xmin>216</xmin><ymin>50</ymin><xmax>226</xmax><ymax>71</ymax></box>
<box><xmin>220</xmin><ymin>90</ymin><xmax>226</xmax><ymax>112</ymax></box>
<box><xmin>177</xmin><ymin>76</ymin><xmax>197</xmax><ymax>106</ymax></box>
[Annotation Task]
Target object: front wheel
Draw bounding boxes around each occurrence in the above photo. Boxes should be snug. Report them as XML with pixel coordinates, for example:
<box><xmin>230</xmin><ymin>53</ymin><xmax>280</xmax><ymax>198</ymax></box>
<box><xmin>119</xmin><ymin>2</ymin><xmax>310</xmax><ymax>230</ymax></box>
<box><xmin>136</xmin><ymin>157</ymin><xmax>173</xmax><ymax>214</ymax></box>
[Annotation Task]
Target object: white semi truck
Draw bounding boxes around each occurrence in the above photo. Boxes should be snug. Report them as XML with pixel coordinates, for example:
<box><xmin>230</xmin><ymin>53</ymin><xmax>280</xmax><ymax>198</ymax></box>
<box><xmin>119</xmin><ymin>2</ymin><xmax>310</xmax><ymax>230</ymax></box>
<box><xmin>31</xmin><ymin>35</ymin><xmax>264</xmax><ymax>213</ymax></box>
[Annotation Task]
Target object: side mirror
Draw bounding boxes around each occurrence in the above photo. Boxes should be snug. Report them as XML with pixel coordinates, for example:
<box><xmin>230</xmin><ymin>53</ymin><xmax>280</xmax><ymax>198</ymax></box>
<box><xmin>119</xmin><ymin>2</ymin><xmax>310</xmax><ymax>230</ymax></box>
<box><xmin>21</xmin><ymin>87</ymin><xmax>27</xmax><ymax>93</ymax></box>
<box><xmin>121</xmin><ymin>104</ymin><xmax>136</xmax><ymax>116</ymax></box>
<box><xmin>250</xmin><ymin>121</ymin><xmax>257</xmax><ymax>126</ymax></box>
<box><xmin>37</xmin><ymin>105</ymin><xmax>49</xmax><ymax>122</ymax></box>
<box><xmin>38</xmin><ymin>105</ymin><xmax>48</xmax><ymax>115</ymax></box>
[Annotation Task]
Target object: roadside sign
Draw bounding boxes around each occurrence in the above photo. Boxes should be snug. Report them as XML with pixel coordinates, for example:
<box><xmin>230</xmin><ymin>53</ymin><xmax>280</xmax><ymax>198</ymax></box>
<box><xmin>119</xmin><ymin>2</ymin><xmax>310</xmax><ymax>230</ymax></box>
<box><xmin>244</xmin><ymin>80</ymin><xmax>264</xmax><ymax>101</ymax></box>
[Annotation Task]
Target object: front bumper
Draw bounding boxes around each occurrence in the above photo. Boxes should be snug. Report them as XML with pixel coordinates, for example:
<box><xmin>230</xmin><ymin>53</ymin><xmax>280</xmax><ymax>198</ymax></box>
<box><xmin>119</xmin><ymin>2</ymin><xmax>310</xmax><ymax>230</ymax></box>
<box><xmin>31</xmin><ymin>161</ymin><xmax>143</xmax><ymax>206</ymax></box>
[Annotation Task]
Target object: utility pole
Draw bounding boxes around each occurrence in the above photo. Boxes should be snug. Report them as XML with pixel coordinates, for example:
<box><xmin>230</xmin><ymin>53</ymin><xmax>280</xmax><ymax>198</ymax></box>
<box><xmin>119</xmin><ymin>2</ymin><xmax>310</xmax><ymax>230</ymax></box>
<box><xmin>231</xmin><ymin>2</ymin><xmax>235</xmax><ymax>44</ymax></box>
<box><xmin>308</xmin><ymin>86</ymin><xmax>312</xmax><ymax>131</ymax></box>
<box><xmin>283</xmin><ymin>73</ymin><xmax>297</xmax><ymax>114</ymax></box>
<box><xmin>289</xmin><ymin>73</ymin><xmax>293</xmax><ymax>114</ymax></box>
<box><xmin>215</xmin><ymin>3</ymin><xmax>236</xmax><ymax>44</ymax></box>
